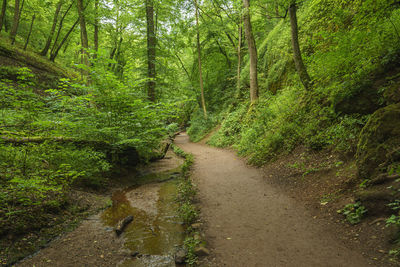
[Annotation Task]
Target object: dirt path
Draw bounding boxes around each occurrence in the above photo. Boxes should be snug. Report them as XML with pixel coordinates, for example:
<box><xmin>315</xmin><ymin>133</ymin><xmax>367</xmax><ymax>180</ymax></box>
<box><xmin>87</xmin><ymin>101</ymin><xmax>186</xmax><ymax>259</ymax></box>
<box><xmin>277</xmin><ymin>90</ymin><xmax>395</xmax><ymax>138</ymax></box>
<box><xmin>175</xmin><ymin>133</ymin><xmax>375</xmax><ymax>267</ymax></box>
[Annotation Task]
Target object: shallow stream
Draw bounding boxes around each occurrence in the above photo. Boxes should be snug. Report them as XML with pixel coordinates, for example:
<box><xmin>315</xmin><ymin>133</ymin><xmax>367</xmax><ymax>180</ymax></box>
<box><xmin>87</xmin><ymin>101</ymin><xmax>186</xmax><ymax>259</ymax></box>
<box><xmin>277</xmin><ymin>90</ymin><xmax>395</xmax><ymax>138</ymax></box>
<box><xmin>101</xmin><ymin>159</ymin><xmax>185</xmax><ymax>266</ymax></box>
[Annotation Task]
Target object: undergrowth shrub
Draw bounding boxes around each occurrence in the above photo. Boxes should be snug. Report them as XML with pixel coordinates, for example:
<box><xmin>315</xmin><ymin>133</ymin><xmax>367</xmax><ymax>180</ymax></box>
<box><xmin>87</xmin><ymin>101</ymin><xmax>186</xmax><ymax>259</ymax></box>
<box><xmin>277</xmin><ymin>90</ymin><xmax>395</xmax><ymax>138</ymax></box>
<box><xmin>187</xmin><ymin>109</ymin><xmax>218</xmax><ymax>142</ymax></box>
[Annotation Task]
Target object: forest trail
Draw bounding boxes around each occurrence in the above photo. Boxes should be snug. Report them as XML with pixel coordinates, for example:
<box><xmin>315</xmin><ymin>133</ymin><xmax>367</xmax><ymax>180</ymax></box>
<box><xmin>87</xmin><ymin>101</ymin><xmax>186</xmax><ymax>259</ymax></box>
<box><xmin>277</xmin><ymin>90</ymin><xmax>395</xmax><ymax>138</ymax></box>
<box><xmin>175</xmin><ymin>133</ymin><xmax>374</xmax><ymax>267</ymax></box>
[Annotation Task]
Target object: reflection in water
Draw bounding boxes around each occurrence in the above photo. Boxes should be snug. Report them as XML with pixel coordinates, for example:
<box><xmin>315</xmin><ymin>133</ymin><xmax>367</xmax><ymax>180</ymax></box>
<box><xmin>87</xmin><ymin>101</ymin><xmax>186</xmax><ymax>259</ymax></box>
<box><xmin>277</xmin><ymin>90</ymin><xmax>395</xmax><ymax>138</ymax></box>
<box><xmin>101</xmin><ymin>177</ymin><xmax>184</xmax><ymax>266</ymax></box>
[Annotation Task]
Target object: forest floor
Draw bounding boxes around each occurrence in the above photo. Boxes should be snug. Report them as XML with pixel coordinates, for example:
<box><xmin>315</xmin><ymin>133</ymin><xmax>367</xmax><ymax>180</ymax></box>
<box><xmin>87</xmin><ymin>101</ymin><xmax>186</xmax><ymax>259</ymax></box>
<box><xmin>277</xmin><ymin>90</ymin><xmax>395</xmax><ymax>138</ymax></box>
<box><xmin>175</xmin><ymin>132</ymin><xmax>395</xmax><ymax>267</ymax></box>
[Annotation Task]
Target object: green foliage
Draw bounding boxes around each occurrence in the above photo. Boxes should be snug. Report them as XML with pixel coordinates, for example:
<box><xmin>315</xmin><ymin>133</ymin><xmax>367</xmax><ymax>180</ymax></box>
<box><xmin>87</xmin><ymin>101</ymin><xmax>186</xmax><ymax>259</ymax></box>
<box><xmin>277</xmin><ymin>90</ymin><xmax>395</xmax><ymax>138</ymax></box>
<box><xmin>187</xmin><ymin>109</ymin><xmax>218</xmax><ymax>142</ymax></box>
<box><xmin>338</xmin><ymin>202</ymin><xmax>368</xmax><ymax>224</ymax></box>
<box><xmin>178</xmin><ymin>201</ymin><xmax>198</xmax><ymax>225</ymax></box>
<box><xmin>184</xmin><ymin>236</ymin><xmax>200</xmax><ymax>266</ymax></box>
<box><xmin>0</xmin><ymin>64</ymin><xmax>185</xmax><ymax>247</ymax></box>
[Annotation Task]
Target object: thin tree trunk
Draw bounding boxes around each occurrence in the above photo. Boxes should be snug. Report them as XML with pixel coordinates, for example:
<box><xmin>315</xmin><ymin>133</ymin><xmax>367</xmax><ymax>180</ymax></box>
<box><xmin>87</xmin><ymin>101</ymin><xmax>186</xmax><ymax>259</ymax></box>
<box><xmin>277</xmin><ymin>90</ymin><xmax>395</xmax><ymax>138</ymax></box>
<box><xmin>175</xmin><ymin>53</ymin><xmax>191</xmax><ymax>81</ymax></box>
<box><xmin>63</xmin><ymin>37</ymin><xmax>70</xmax><ymax>53</ymax></box>
<box><xmin>194</xmin><ymin>0</ymin><xmax>207</xmax><ymax>119</ymax></box>
<box><xmin>243</xmin><ymin>0</ymin><xmax>258</xmax><ymax>102</ymax></box>
<box><xmin>112</xmin><ymin>36</ymin><xmax>123</xmax><ymax>72</ymax></box>
<box><xmin>50</xmin><ymin>18</ymin><xmax>79</xmax><ymax>61</ymax></box>
<box><xmin>0</xmin><ymin>0</ymin><xmax>7</xmax><ymax>32</ymax></box>
<box><xmin>146</xmin><ymin>0</ymin><xmax>156</xmax><ymax>102</ymax></box>
<box><xmin>76</xmin><ymin>0</ymin><xmax>89</xmax><ymax>66</ymax></box>
<box><xmin>50</xmin><ymin>1</ymin><xmax>73</xmax><ymax>58</ymax></box>
<box><xmin>108</xmin><ymin>36</ymin><xmax>122</xmax><ymax>69</ymax></box>
<box><xmin>40</xmin><ymin>0</ymin><xmax>62</xmax><ymax>56</ymax></box>
<box><xmin>10</xmin><ymin>0</ymin><xmax>24</xmax><ymax>44</ymax></box>
<box><xmin>289</xmin><ymin>2</ymin><xmax>311</xmax><ymax>90</ymax></box>
<box><xmin>23</xmin><ymin>14</ymin><xmax>35</xmax><ymax>50</ymax></box>
<box><xmin>237</xmin><ymin>23</ymin><xmax>242</xmax><ymax>95</ymax></box>
<box><xmin>93</xmin><ymin>0</ymin><xmax>99</xmax><ymax>59</ymax></box>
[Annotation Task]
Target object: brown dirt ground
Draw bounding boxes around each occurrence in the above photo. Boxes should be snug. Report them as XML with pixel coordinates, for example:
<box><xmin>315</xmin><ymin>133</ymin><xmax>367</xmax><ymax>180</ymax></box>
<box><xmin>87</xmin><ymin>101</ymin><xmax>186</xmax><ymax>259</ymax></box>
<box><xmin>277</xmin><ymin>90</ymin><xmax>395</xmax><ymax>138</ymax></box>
<box><xmin>175</xmin><ymin>132</ymin><xmax>393</xmax><ymax>267</ymax></box>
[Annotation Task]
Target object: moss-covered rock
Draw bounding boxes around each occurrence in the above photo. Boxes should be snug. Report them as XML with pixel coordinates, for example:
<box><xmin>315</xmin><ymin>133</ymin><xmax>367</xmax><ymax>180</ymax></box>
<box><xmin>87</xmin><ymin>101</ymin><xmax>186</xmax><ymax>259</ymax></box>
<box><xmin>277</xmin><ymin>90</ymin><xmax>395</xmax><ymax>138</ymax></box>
<box><xmin>356</xmin><ymin>103</ymin><xmax>400</xmax><ymax>179</ymax></box>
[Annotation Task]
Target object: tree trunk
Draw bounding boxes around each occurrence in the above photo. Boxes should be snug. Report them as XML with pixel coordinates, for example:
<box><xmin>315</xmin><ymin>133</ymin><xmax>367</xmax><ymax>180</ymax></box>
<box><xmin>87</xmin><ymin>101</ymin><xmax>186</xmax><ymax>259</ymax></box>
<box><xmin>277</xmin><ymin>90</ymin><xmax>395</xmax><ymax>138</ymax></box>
<box><xmin>243</xmin><ymin>0</ymin><xmax>258</xmax><ymax>102</ymax></box>
<box><xmin>112</xmin><ymin>36</ymin><xmax>123</xmax><ymax>72</ymax></box>
<box><xmin>289</xmin><ymin>2</ymin><xmax>311</xmax><ymax>90</ymax></box>
<box><xmin>50</xmin><ymin>18</ymin><xmax>79</xmax><ymax>61</ymax></box>
<box><xmin>93</xmin><ymin>0</ymin><xmax>99</xmax><ymax>59</ymax></box>
<box><xmin>23</xmin><ymin>14</ymin><xmax>35</xmax><ymax>50</ymax></box>
<box><xmin>194</xmin><ymin>0</ymin><xmax>207</xmax><ymax>119</ymax></box>
<box><xmin>108</xmin><ymin>36</ymin><xmax>122</xmax><ymax>69</ymax></box>
<box><xmin>50</xmin><ymin>1</ymin><xmax>73</xmax><ymax>59</ymax></box>
<box><xmin>76</xmin><ymin>0</ymin><xmax>89</xmax><ymax>66</ymax></box>
<box><xmin>40</xmin><ymin>0</ymin><xmax>62</xmax><ymax>56</ymax></box>
<box><xmin>10</xmin><ymin>0</ymin><xmax>24</xmax><ymax>44</ymax></box>
<box><xmin>0</xmin><ymin>0</ymin><xmax>7</xmax><ymax>32</ymax></box>
<box><xmin>236</xmin><ymin>22</ymin><xmax>242</xmax><ymax>97</ymax></box>
<box><xmin>146</xmin><ymin>0</ymin><xmax>156</xmax><ymax>102</ymax></box>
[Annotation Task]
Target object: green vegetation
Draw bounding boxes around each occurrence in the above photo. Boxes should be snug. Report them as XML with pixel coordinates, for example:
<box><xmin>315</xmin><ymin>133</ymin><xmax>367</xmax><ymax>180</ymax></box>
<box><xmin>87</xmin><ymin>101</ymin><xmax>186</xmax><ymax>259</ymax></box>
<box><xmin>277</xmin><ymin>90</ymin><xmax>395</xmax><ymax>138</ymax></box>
<box><xmin>1</xmin><ymin>0</ymin><xmax>400</xmax><ymax>263</ymax></box>
<box><xmin>172</xmin><ymin>144</ymin><xmax>200</xmax><ymax>266</ymax></box>
<box><xmin>338</xmin><ymin>201</ymin><xmax>368</xmax><ymax>225</ymax></box>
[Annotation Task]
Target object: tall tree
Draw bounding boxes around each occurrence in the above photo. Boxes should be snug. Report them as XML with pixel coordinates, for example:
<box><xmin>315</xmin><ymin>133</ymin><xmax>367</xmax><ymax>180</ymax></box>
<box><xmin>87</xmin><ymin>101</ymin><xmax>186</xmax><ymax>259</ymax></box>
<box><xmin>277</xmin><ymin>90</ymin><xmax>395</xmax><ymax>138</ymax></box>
<box><xmin>10</xmin><ymin>0</ymin><xmax>24</xmax><ymax>44</ymax></box>
<box><xmin>41</xmin><ymin>0</ymin><xmax>63</xmax><ymax>56</ymax></box>
<box><xmin>194</xmin><ymin>0</ymin><xmax>207</xmax><ymax>118</ymax></box>
<box><xmin>243</xmin><ymin>0</ymin><xmax>258</xmax><ymax>102</ymax></box>
<box><xmin>76</xmin><ymin>0</ymin><xmax>89</xmax><ymax>66</ymax></box>
<box><xmin>93</xmin><ymin>0</ymin><xmax>99</xmax><ymax>59</ymax></box>
<box><xmin>237</xmin><ymin>20</ymin><xmax>242</xmax><ymax>96</ymax></box>
<box><xmin>146</xmin><ymin>0</ymin><xmax>156</xmax><ymax>102</ymax></box>
<box><xmin>0</xmin><ymin>0</ymin><xmax>6</xmax><ymax>32</ymax></box>
<box><xmin>288</xmin><ymin>1</ymin><xmax>311</xmax><ymax>90</ymax></box>
<box><xmin>23</xmin><ymin>14</ymin><xmax>35</xmax><ymax>50</ymax></box>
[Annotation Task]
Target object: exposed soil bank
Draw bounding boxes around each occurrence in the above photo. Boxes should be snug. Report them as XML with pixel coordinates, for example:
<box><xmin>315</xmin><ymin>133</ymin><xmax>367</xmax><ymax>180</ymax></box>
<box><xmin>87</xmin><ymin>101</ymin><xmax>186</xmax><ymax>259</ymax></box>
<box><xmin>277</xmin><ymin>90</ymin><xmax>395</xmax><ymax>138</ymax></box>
<box><xmin>175</xmin><ymin>133</ymin><xmax>376</xmax><ymax>267</ymax></box>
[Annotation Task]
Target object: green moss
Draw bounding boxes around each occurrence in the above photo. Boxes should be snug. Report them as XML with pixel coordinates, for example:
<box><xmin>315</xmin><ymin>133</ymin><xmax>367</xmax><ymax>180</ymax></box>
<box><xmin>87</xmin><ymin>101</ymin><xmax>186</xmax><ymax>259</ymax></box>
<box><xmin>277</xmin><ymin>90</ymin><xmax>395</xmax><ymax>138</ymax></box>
<box><xmin>356</xmin><ymin>103</ymin><xmax>400</xmax><ymax>179</ymax></box>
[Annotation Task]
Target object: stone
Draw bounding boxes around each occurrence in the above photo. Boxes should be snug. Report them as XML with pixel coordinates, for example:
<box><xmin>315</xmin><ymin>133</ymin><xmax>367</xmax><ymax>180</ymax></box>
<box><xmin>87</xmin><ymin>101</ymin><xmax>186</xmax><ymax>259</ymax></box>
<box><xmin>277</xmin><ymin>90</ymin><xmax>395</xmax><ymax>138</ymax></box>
<box><xmin>131</xmin><ymin>251</ymin><xmax>140</xmax><ymax>257</ymax></box>
<box><xmin>191</xmin><ymin>223</ymin><xmax>203</xmax><ymax>229</ymax></box>
<box><xmin>174</xmin><ymin>248</ymin><xmax>187</xmax><ymax>264</ymax></box>
<box><xmin>194</xmin><ymin>246</ymin><xmax>210</xmax><ymax>256</ymax></box>
<box><xmin>193</xmin><ymin>234</ymin><xmax>201</xmax><ymax>241</ymax></box>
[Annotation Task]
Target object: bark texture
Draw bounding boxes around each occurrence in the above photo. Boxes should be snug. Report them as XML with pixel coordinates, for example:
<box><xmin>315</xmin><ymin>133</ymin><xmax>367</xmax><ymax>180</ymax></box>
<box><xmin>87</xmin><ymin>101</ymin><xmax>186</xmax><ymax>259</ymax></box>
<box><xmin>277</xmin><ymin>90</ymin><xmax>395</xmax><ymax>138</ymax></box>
<box><xmin>243</xmin><ymin>0</ymin><xmax>258</xmax><ymax>102</ymax></box>
<box><xmin>146</xmin><ymin>0</ymin><xmax>156</xmax><ymax>102</ymax></box>
<box><xmin>289</xmin><ymin>2</ymin><xmax>311</xmax><ymax>90</ymax></box>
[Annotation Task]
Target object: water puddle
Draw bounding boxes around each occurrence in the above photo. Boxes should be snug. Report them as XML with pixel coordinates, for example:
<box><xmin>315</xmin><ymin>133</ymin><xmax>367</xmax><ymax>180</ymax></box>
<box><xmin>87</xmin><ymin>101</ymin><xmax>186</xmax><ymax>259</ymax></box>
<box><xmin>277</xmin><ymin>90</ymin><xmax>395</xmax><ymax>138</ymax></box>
<box><xmin>101</xmin><ymin>171</ymin><xmax>184</xmax><ymax>267</ymax></box>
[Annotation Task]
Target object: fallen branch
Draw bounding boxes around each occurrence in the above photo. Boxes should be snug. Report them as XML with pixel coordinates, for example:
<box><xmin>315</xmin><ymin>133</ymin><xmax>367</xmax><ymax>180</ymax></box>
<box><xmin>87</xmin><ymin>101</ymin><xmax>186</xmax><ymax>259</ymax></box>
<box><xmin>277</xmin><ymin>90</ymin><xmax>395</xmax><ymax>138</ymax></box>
<box><xmin>115</xmin><ymin>215</ymin><xmax>134</xmax><ymax>236</ymax></box>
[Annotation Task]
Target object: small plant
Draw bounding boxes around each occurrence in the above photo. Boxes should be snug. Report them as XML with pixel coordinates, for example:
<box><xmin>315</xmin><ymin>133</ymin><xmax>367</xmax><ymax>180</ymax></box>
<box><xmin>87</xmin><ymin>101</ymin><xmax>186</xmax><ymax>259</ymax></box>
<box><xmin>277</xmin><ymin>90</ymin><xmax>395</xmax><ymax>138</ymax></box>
<box><xmin>178</xmin><ymin>201</ymin><xmax>198</xmax><ymax>225</ymax></box>
<box><xmin>338</xmin><ymin>201</ymin><xmax>367</xmax><ymax>224</ymax></box>
<box><xmin>184</xmin><ymin>236</ymin><xmax>200</xmax><ymax>266</ymax></box>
